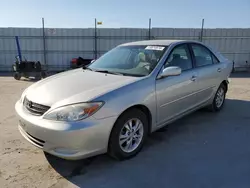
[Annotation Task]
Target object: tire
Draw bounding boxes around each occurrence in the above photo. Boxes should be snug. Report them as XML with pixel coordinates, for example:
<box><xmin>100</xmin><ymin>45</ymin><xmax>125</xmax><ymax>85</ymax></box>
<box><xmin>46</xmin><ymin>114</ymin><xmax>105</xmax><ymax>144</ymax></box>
<box><xmin>35</xmin><ymin>61</ymin><xmax>41</xmax><ymax>72</ymax></box>
<box><xmin>14</xmin><ymin>72</ymin><xmax>21</xmax><ymax>80</ymax></box>
<box><xmin>24</xmin><ymin>73</ymin><xmax>29</xmax><ymax>78</ymax></box>
<box><xmin>41</xmin><ymin>71</ymin><xmax>47</xmax><ymax>79</ymax></box>
<box><xmin>208</xmin><ymin>84</ymin><xmax>226</xmax><ymax>112</ymax></box>
<box><xmin>108</xmin><ymin>109</ymin><xmax>148</xmax><ymax>160</ymax></box>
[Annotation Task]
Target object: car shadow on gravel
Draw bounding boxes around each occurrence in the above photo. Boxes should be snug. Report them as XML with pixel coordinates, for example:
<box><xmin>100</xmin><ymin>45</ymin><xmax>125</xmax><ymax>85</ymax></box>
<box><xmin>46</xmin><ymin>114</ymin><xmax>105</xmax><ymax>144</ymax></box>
<box><xmin>45</xmin><ymin>99</ymin><xmax>250</xmax><ymax>188</ymax></box>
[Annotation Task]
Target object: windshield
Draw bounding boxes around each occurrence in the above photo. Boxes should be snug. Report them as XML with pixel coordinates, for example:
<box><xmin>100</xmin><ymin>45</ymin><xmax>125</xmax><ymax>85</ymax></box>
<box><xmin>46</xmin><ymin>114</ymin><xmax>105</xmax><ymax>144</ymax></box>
<box><xmin>88</xmin><ymin>45</ymin><xmax>167</xmax><ymax>77</ymax></box>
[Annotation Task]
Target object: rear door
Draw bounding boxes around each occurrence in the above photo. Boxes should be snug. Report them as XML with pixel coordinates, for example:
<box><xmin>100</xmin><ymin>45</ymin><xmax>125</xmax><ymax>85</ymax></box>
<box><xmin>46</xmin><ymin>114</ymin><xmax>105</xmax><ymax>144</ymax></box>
<box><xmin>156</xmin><ymin>44</ymin><xmax>199</xmax><ymax>125</ymax></box>
<box><xmin>189</xmin><ymin>43</ymin><xmax>222</xmax><ymax>105</ymax></box>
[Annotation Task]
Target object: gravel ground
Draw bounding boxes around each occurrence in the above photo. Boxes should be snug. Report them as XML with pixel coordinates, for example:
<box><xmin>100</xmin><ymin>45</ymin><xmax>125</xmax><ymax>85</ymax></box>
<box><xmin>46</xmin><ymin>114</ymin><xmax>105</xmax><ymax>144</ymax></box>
<box><xmin>0</xmin><ymin>73</ymin><xmax>250</xmax><ymax>188</ymax></box>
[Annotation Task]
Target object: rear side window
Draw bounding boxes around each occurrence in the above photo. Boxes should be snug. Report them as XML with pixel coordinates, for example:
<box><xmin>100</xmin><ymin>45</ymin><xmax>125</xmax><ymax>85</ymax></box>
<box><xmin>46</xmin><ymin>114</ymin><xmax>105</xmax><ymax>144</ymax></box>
<box><xmin>191</xmin><ymin>44</ymin><xmax>213</xmax><ymax>67</ymax></box>
<box><xmin>164</xmin><ymin>44</ymin><xmax>193</xmax><ymax>71</ymax></box>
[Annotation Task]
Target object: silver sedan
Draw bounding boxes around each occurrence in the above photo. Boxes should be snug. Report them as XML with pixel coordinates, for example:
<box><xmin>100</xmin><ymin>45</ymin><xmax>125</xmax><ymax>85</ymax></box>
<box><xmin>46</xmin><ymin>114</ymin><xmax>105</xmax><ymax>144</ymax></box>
<box><xmin>15</xmin><ymin>40</ymin><xmax>233</xmax><ymax>160</ymax></box>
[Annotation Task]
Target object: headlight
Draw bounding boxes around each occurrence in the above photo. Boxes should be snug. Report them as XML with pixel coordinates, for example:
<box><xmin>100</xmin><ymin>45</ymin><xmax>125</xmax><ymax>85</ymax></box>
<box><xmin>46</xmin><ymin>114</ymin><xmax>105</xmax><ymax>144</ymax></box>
<box><xmin>20</xmin><ymin>89</ymin><xmax>28</xmax><ymax>103</ymax></box>
<box><xmin>43</xmin><ymin>102</ymin><xmax>104</xmax><ymax>122</ymax></box>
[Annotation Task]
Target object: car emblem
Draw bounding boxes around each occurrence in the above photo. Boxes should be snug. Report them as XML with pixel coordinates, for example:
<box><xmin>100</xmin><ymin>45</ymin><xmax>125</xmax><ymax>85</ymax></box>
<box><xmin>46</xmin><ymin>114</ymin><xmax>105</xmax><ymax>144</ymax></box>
<box><xmin>27</xmin><ymin>100</ymin><xmax>32</xmax><ymax>108</ymax></box>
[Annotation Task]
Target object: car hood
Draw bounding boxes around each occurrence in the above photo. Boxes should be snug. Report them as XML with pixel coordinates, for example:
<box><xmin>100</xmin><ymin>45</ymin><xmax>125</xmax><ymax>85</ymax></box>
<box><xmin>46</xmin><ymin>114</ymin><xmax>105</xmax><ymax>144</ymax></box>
<box><xmin>25</xmin><ymin>69</ymin><xmax>141</xmax><ymax>107</ymax></box>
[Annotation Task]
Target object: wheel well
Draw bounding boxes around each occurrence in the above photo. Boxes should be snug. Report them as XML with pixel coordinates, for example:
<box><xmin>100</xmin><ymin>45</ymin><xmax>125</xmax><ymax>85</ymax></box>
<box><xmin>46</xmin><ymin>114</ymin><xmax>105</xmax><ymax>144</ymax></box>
<box><xmin>221</xmin><ymin>80</ymin><xmax>228</xmax><ymax>92</ymax></box>
<box><xmin>118</xmin><ymin>105</ymin><xmax>152</xmax><ymax>133</ymax></box>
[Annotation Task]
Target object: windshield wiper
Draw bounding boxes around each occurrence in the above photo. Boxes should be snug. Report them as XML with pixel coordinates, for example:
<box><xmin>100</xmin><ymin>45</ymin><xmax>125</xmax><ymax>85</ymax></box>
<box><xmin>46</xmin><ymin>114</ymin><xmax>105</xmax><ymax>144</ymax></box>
<box><xmin>120</xmin><ymin>73</ymin><xmax>145</xmax><ymax>77</ymax></box>
<box><xmin>94</xmin><ymin>70</ymin><xmax>124</xmax><ymax>75</ymax></box>
<box><xmin>82</xmin><ymin>66</ymin><xmax>93</xmax><ymax>71</ymax></box>
<box><xmin>83</xmin><ymin>68</ymin><xmax>143</xmax><ymax>77</ymax></box>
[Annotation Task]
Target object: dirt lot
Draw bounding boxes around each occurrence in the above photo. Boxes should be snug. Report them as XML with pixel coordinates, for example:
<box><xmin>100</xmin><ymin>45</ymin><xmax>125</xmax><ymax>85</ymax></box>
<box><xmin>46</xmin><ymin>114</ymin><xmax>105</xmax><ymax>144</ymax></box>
<box><xmin>0</xmin><ymin>73</ymin><xmax>250</xmax><ymax>188</ymax></box>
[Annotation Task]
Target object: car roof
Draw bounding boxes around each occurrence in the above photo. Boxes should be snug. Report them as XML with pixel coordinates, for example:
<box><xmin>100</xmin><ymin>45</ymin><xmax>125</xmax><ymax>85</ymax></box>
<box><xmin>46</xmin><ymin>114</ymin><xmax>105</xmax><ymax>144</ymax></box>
<box><xmin>119</xmin><ymin>40</ymin><xmax>190</xmax><ymax>46</ymax></box>
<box><xmin>119</xmin><ymin>40</ymin><xmax>225</xmax><ymax>62</ymax></box>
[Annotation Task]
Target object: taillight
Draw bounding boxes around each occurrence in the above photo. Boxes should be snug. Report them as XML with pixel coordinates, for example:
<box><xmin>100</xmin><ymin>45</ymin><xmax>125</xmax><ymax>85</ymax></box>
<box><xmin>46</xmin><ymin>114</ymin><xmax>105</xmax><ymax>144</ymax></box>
<box><xmin>71</xmin><ymin>58</ymin><xmax>77</xmax><ymax>64</ymax></box>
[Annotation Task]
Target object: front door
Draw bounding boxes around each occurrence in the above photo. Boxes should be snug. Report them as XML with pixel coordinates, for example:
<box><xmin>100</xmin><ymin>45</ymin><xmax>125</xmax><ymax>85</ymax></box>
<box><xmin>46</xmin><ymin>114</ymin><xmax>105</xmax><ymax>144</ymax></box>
<box><xmin>156</xmin><ymin>44</ymin><xmax>198</xmax><ymax>126</ymax></box>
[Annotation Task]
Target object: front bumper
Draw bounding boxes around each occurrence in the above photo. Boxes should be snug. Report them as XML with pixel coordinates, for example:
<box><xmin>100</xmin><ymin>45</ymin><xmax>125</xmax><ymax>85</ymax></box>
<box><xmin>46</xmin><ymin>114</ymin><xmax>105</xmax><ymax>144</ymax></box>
<box><xmin>15</xmin><ymin>101</ymin><xmax>117</xmax><ymax>160</ymax></box>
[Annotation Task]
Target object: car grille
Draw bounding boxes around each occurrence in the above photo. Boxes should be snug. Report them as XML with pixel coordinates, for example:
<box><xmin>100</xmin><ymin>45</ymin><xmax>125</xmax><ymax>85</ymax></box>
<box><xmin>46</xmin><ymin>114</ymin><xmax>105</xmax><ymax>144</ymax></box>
<box><xmin>23</xmin><ymin>97</ymin><xmax>50</xmax><ymax>116</ymax></box>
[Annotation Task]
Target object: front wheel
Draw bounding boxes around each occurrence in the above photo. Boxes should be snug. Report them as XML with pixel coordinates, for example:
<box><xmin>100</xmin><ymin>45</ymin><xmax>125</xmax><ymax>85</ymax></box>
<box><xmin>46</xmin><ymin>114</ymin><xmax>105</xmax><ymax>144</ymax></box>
<box><xmin>209</xmin><ymin>84</ymin><xmax>226</xmax><ymax>112</ymax></box>
<box><xmin>14</xmin><ymin>72</ymin><xmax>21</xmax><ymax>80</ymax></box>
<box><xmin>41</xmin><ymin>71</ymin><xmax>47</xmax><ymax>79</ymax></box>
<box><xmin>108</xmin><ymin>109</ymin><xmax>148</xmax><ymax>160</ymax></box>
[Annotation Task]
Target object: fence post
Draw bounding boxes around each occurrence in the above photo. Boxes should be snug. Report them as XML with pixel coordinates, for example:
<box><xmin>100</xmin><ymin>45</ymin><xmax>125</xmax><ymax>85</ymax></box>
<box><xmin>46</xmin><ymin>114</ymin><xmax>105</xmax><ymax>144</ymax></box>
<box><xmin>148</xmin><ymin>18</ymin><xmax>151</xmax><ymax>40</ymax></box>
<box><xmin>94</xmin><ymin>18</ymin><xmax>97</xmax><ymax>59</ymax></box>
<box><xmin>232</xmin><ymin>61</ymin><xmax>235</xmax><ymax>73</ymax></box>
<box><xmin>200</xmin><ymin>18</ymin><xmax>204</xmax><ymax>42</ymax></box>
<box><xmin>42</xmin><ymin>18</ymin><xmax>47</xmax><ymax>68</ymax></box>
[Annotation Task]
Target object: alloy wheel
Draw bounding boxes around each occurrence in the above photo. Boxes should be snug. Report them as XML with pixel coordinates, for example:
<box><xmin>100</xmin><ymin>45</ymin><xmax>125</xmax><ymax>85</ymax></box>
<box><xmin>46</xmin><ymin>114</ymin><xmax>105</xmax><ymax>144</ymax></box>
<box><xmin>119</xmin><ymin>118</ymin><xmax>144</xmax><ymax>153</ymax></box>
<box><xmin>215</xmin><ymin>87</ymin><xmax>225</xmax><ymax>108</ymax></box>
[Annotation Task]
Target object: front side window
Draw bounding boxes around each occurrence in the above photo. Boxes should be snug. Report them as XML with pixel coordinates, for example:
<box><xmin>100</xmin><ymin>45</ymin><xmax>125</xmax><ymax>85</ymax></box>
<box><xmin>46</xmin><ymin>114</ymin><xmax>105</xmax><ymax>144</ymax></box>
<box><xmin>191</xmin><ymin>44</ymin><xmax>213</xmax><ymax>67</ymax></box>
<box><xmin>88</xmin><ymin>45</ymin><xmax>167</xmax><ymax>77</ymax></box>
<box><xmin>164</xmin><ymin>44</ymin><xmax>193</xmax><ymax>71</ymax></box>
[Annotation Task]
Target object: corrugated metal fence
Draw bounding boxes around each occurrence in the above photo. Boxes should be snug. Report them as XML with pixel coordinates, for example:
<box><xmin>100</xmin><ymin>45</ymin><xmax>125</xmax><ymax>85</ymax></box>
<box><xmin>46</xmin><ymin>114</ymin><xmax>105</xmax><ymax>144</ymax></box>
<box><xmin>0</xmin><ymin>27</ymin><xmax>249</xmax><ymax>71</ymax></box>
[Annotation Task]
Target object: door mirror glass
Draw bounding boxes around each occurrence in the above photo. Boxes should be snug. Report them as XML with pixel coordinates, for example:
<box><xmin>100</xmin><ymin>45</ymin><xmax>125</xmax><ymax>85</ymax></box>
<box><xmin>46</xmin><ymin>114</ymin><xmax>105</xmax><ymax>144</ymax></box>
<box><xmin>158</xmin><ymin>66</ymin><xmax>181</xmax><ymax>78</ymax></box>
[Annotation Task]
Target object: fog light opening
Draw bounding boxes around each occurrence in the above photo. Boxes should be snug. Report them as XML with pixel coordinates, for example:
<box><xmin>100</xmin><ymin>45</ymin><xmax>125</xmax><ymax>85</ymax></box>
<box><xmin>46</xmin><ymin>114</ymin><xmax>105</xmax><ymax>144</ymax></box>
<box><xmin>53</xmin><ymin>148</ymin><xmax>79</xmax><ymax>155</ymax></box>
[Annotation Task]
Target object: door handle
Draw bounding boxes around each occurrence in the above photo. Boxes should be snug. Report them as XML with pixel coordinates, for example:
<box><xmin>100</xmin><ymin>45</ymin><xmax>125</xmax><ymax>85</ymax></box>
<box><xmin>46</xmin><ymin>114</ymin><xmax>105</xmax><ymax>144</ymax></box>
<box><xmin>217</xmin><ymin>68</ymin><xmax>221</xmax><ymax>72</ymax></box>
<box><xmin>191</xmin><ymin>75</ymin><xmax>197</xmax><ymax>82</ymax></box>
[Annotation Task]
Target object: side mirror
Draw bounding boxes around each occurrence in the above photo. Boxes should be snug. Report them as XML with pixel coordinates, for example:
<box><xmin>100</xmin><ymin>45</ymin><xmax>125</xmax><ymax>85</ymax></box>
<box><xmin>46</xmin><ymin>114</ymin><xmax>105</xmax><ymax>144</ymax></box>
<box><xmin>158</xmin><ymin>66</ymin><xmax>181</xmax><ymax>79</ymax></box>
